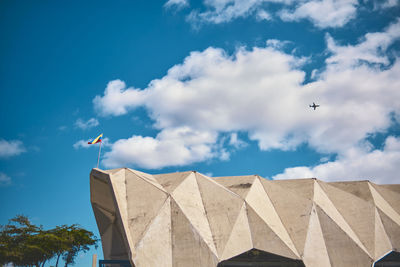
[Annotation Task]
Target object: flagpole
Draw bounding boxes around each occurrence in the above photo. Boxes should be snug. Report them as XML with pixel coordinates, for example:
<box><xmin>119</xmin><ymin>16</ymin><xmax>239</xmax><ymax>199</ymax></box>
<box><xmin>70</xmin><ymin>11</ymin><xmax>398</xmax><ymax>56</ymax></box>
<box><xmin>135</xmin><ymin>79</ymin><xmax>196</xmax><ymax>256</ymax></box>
<box><xmin>97</xmin><ymin>141</ymin><xmax>102</xmax><ymax>169</ymax></box>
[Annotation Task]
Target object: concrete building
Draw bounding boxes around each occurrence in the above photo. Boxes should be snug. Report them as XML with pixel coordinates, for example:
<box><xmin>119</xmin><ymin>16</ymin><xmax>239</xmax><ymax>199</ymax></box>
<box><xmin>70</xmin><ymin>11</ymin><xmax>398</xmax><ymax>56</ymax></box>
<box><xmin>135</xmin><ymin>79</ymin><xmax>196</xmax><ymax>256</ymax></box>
<box><xmin>90</xmin><ymin>168</ymin><xmax>400</xmax><ymax>267</ymax></box>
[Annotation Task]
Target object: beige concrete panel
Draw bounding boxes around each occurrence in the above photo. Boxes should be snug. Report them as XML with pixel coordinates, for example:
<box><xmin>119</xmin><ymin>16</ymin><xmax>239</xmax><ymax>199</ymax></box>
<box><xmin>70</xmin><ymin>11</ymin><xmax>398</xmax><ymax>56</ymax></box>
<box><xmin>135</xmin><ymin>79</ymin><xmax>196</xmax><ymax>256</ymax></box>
<box><xmin>171</xmin><ymin>199</ymin><xmax>219</xmax><ymax>267</ymax></box>
<box><xmin>247</xmin><ymin>205</ymin><xmax>299</xmax><ymax>259</ymax></box>
<box><xmin>378</xmin><ymin>208</ymin><xmax>400</xmax><ymax>250</ymax></box>
<box><xmin>302</xmin><ymin>203</ymin><xmax>331</xmax><ymax>267</ymax></box>
<box><xmin>318</xmin><ymin>181</ymin><xmax>375</xmax><ymax>256</ymax></box>
<box><xmin>108</xmin><ymin>169</ymin><xmax>135</xmax><ymax>251</ymax></box>
<box><xmin>371</xmin><ymin>183</ymin><xmax>400</xmax><ymax>215</ymax></box>
<box><xmin>134</xmin><ymin>198</ymin><xmax>172</xmax><ymax>267</ymax></box>
<box><xmin>125</xmin><ymin>171</ymin><xmax>168</xmax><ymax>248</ymax></box>
<box><xmin>220</xmin><ymin>203</ymin><xmax>253</xmax><ymax>261</ymax></box>
<box><xmin>127</xmin><ymin>168</ymin><xmax>166</xmax><ymax>193</ymax></box>
<box><xmin>92</xmin><ymin>204</ymin><xmax>114</xmax><ymax>235</ymax></box>
<box><xmin>212</xmin><ymin>176</ymin><xmax>256</xmax><ymax>199</ymax></box>
<box><xmin>374</xmin><ymin>207</ymin><xmax>392</xmax><ymax>260</ymax></box>
<box><xmin>314</xmin><ymin>181</ymin><xmax>371</xmax><ymax>257</ymax></box>
<box><xmin>246</xmin><ymin>178</ymin><xmax>299</xmax><ymax>258</ymax></box>
<box><xmin>195</xmin><ymin>172</ymin><xmax>244</xmax><ymax>257</ymax></box>
<box><xmin>101</xmin><ymin>224</ymin><xmax>113</xmax><ymax>260</ymax></box>
<box><xmin>369</xmin><ymin>183</ymin><xmax>400</xmax><ymax>227</ymax></box>
<box><xmin>172</xmin><ymin>172</ymin><xmax>218</xmax><ymax>256</ymax></box>
<box><xmin>328</xmin><ymin>181</ymin><xmax>373</xmax><ymax>203</ymax></box>
<box><xmin>381</xmin><ymin>184</ymin><xmax>400</xmax><ymax>194</ymax></box>
<box><xmin>91</xmin><ymin>172</ymin><xmax>115</xmax><ymax>212</ymax></box>
<box><xmin>316</xmin><ymin>206</ymin><xmax>374</xmax><ymax>267</ymax></box>
<box><xmin>91</xmin><ymin>168</ymin><xmax>110</xmax><ymax>182</ymax></box>
<box><xmin>110</xmin><ymin>224</ymin><xmax>131</xmax><ymax>260</ymax></box>
<box><xmin>260</xmin><ymin>178</ymin><xmax>312</xmax><ymax>255</ymax></box>
<box><xmin>154</xmin><ymin>171</ymin><xmax>193</xmax><ymax>193</ymax></box>
<box><xmin>272</xmin><ymin>179</ymin><xmax>315</xmax><ymax>200</ymax></box>
<box><xmin>103</xmin><ymin>168</ymin><xmax>125</xmax><ymax>175</ymax></box>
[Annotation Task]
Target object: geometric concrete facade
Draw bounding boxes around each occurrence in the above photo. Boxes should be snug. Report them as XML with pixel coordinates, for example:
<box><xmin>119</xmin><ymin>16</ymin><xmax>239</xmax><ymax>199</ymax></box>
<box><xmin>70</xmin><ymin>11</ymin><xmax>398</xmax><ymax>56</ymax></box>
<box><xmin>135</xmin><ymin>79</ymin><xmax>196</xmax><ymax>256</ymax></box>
<box><xmin>90</xmin><ymin>168</ymin><xmax>400</xmax><ymax>267</ymax></box>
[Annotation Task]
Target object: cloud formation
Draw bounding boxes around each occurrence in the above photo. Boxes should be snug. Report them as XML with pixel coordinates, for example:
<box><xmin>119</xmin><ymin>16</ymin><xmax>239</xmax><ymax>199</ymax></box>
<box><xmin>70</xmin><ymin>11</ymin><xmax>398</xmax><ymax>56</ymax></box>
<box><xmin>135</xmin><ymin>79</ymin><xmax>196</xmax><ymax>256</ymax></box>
<box><xmin>273</xmin><ymin>136</ymin><xmax>400</xmax><ymax>184</ymax></box>
<box><xmin>164</xmin><ymin>0</ymin><xmax>188</xmax><ymax>9</ymax></box>
<box><xmin>75</xmin><ymin>118</ymin><xmax>99</xmax><ymax>130</ymax></box>
<box><xmin>178</xmin><ymin>0</ymin><xmax>360</xmax><ymax>28</ymax></box>
<box><xmin>0</xmin><ymin>139</ymin><xmax>26</xmax><ymax>158</ymax></box>
<box><xmin>279</xmin><ymin>0</ymin><xmax>358</xmax><ymax>28</ymax></box>
<box><xmin>94</xmin><ymin>20</ymin><xmax>400</xmax><ymax>179</ymax></box>
<box><xmin>0</xmin><ymin>172</ymin><xmax>11</xmax><ymax>186</ymax></box>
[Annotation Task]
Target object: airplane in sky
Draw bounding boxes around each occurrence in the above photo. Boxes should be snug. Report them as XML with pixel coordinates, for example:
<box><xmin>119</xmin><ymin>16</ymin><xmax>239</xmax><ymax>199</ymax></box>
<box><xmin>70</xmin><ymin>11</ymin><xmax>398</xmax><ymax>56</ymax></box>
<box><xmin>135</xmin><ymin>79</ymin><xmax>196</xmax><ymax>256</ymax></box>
<box><xmin>309</xmin><ymin>102</ymin><xmax>320</xmax><ymax>110</ymax></box>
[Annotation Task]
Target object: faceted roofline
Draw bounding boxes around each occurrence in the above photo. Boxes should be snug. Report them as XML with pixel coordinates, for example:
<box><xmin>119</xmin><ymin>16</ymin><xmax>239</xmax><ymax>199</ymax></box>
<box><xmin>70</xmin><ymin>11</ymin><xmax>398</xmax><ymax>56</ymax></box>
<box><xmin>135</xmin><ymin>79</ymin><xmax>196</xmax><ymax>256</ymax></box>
<box><xmin>97</xmin><ymin>167</ymin><xmax>391</xmax><ymax>184</ymax></box>
<box><xmin>90</xmin><ymin>167</ymin><xmax>400</xmax><ymax>267</ymax></box>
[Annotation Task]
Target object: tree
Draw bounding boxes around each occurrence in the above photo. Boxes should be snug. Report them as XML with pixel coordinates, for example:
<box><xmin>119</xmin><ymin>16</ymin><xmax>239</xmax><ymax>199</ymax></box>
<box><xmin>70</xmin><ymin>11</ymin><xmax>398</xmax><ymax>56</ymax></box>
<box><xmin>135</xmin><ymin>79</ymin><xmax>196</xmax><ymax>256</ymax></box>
<box><xmin>62</xmin><ymin>226</ymin><xmax>98</xmax><ymax>267</ymax></box>
<box><xmin>0</xmin><ymin>215</ymin><xmax>98</xmax><ymax>267</ymax></box>
<box><xmin>0</xmin><ymin>215</ymin><xmax>47</xmax><ymax>267</ymax></box>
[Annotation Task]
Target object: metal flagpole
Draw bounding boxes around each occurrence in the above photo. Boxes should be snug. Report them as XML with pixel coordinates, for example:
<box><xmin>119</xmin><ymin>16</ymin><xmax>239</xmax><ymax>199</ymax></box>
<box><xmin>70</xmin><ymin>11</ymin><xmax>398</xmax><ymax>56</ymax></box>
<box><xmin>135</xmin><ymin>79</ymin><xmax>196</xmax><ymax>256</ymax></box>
<box><xmin>97</xmin><ymin>140</ymin><xmax>102</xmax><ymax>168</ymax></box>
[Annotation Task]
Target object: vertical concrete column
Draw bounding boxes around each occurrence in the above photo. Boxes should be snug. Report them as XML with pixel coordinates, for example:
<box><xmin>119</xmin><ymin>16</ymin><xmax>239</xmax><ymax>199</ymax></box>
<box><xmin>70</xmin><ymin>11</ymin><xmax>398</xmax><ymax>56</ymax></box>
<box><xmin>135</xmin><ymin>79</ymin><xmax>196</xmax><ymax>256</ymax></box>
<box><xmin>92</xmin><ymin>254</ymin><xmax>97</xmax><ymax>267</ymax></box>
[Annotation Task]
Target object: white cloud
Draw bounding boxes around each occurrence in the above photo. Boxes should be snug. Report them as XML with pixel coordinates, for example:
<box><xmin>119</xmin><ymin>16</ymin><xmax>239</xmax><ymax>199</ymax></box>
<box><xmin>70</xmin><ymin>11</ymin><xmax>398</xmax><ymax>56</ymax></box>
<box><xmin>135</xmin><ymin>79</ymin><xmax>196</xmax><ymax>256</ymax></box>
<box><xmin>94</xmin><ymin>20</ymin><xmax>400</xmax><ymax>179</ymax></box>
<box><xmin>178</xmin><ymin>0</ymin><xmax>360</xmax><ymax>28</ymax></box>
<box><xmin>0</xmin><ymin>139</ymin><xmax>26</xmax><ymax>158</ymax></box>
<box><xmin>73</xmin><ymin>137</ymin><xmax>110</xmax><ymax>149</ymax></box>
<box><xmin>164</xmin><ymin>0</ymin><xmax>189</xmax><ymax>9</ymax></box>
<box><xmin>93</xmin><ymin>80</ymin><xmax>145</xmax><ymax>116</ymax></box>
<box><xmin>229</xmin><ymin>133</ymin><xmax>248</xmax><ymax>149</ymax></box>
<box><xmin>326</xmin><ymin>19</ymin><xmax>400</xmax><ymax>67</ymax></box>
<box><xmin>370</xmin><ymin>0</ymin><xmax>399</xmax><ymax>9</ymax></box>
<box><xmin>75</xmin><ymin>118</ymin><xmax>99</xmax><ymax>130</ymax></box>
<box><xmin>272</xmin><ymin>136</ymin><xmax>400</xmax><ymax>184</ymax></box>
<box><xmin>103</xmin><ymin>128</ymin><xmax>216</xmax><ymax>169</ymax></box>
<box><xmin>279</xmin><ymin>0</ymin><xmax>358</xmax><ymax>28</ymax></box>
<box><xmin>381</xmin><ymin>0</ymin><xmax>400</xmax><ymax>8</ymax></box>
<box><xmin>187</xmin><ymin>0</ymin><xmax>268</xmax><ymax>25</ymax></box>
<box><xmin>256</xmin><ymin>9</ymin><xmax>272</xmax><ymax>21</ymax></box>
<box><xmin>0</xmin><ymin>172</ymin><xmax>11</xmax><ymax>186</ymax></box>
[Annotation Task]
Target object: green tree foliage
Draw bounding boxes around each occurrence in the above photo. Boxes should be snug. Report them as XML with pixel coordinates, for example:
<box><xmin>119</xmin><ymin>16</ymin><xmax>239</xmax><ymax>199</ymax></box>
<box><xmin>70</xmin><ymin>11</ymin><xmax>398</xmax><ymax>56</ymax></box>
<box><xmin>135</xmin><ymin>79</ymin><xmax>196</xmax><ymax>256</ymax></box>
<box><xmin>0</xmin><ymin>215</ymin><xmax>98</xmax><ymax>267</ymax></box>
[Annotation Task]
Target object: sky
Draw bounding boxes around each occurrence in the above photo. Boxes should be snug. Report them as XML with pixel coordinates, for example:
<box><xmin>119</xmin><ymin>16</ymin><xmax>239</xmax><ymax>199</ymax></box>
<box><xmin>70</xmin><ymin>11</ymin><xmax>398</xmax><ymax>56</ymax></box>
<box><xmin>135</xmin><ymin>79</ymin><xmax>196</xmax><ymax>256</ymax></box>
<box><xmin>1</xmin><ymin>0</ymin><xmax>400</xmax><ymax>265</ymax></box>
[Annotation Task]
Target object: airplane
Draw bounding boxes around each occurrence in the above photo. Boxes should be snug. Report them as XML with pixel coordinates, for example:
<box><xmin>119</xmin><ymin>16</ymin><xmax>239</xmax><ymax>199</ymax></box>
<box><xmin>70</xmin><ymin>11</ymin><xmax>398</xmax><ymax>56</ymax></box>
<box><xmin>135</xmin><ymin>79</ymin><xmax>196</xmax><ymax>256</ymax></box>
<box><xmin>309</xmin><ymin>102</ymin><xmax>320</xmax><ymax>110</ymax></box>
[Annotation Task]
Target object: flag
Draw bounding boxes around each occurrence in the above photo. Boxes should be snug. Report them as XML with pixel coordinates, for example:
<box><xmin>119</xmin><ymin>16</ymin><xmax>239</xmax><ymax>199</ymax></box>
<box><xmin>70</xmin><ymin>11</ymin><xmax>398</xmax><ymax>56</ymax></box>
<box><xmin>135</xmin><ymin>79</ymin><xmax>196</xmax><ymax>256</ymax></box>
<box><xmin>88</xmin><ymin>133</ymin><xmax>103</xmax><ymax>144</ymax></box>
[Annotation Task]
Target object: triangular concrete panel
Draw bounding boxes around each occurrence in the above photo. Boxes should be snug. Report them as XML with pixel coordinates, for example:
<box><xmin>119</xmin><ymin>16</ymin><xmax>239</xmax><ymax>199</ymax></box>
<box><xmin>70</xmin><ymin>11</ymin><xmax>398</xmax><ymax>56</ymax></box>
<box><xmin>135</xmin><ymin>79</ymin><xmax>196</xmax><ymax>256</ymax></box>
<box><xmin>371</xmin><ymin>183</ymin><xmax>400</xmax><ymax>215</ymax></box>
<box><xmin>374</xmin><ymin>207</ymin><xmax>392</xmax><ymax>260</ymax></box>
<box><xmin>110</xmin><ymin>224</ymin><xmax>130</xmax><ymax>259</ymax></box>
<box><xmin>92</xmin><ymin>204</ymin><xmax>114</xmax><ymax>235</ymax></box>
<box><xmin>101</xmin><ymin>224</ymin><xmax>113</xmax><ymax>259</ymax></box>
<box><xmin>213</xmin><ymin>175</ymin><xmax>256</xmax><ymax>199</ymax></box>
<box><xmin>381</xmin><ymin>184</ymin><xmax>400</xmax><ymax>194</ymax></box>
<box><xmin>171</xmin><ymin>199</ymin><xmax>219</xmax><ymax>267</ymax></box>
<box><xmin>220</xmin><ymin>203</ymin><xmax>253</xmax><ymax>261</ymax></box>
<box><xmin>127</xmin><ymin>168</ymin><xmax>166</xmax><ymax>193</ymax></box>
<box><xmin>172</xmin><ymin>172</ymin><xmax>218</xmax><ymax>256</ymax></box>
<box><xmin>247</xmin><ymin>205</ymin><xmax>299</xmax><ymax>259</ymax></box>
<box><xmin>302</xmin><ymin>203</ymin><xmax>331</xmax><ymax>267</ymax></box>
<box><xmin>314</xmin><ymin>180</ymin><xmax>371</xmax><ymax>257</ymax></box>
<box><xmin>273</xmin><ymin>179</ymin><xmax>315</xmax><ymax>200</ymax></box>
<box><xmin>154</xmin><ymin>171</ymin><xmax>193</xmax><ymax>193</ymax></box>
<box><xmin>260</xmin><ymin>178</ymin><xmax>313</xmax><ymax>255</ymax></box>
<box><xmin>377</xmin><ymin>208</ymin><xmax>400</xmax><ymax>249</ymax></box>
<box><xmin>369</xmin><ymin>183</ymin><xmax>400</xmax><ymax>227</ymax></box>
<box><xmin>246</xmin><ymin>178</ymin><xmax>299</xmax><ymax>258</ymax></box>
<box><xmin>195</xmin><ymin>172</ymin><xmax>244</xmax><ymax>257</ymax></box>
<box><xmin>318</xmin><ymin>181</ymin><xmax>375</xmax><ymax>256</ymax></box>
<box><xmin>316</xmin><ymin>206</ymin><xmax>374</xmax><ymax>267</ymax></box>
<box><xmin>91</xmin><ymin>174</ymin><xmax>115</xmax><ymax>212</ymax></box>
<box><xmin>328</xmin><ymin>181</ymin><xmax>373</xmax><ymax>203</ymax></box>
<box><xmin>125</xmin><ymin>170</ymin><xmax>168</xmax><ymax>248</ymax></box>
<box><xmin>134</xmin><ymin>198</ymin><xmax>172</xmax><ymax>267</ymax></box>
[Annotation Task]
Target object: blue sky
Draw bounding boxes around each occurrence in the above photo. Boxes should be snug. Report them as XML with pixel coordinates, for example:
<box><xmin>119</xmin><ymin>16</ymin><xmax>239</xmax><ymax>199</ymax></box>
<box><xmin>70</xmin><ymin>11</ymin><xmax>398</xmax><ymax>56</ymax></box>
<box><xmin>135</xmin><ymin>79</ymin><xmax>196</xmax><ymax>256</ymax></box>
<box><xmin>1</xmin><ymin>0</ymin><xmax>400</xmax><ymax>265</ymax></box>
